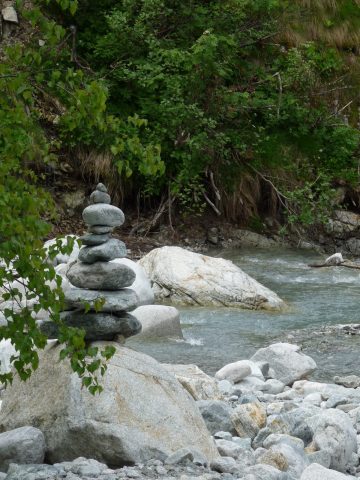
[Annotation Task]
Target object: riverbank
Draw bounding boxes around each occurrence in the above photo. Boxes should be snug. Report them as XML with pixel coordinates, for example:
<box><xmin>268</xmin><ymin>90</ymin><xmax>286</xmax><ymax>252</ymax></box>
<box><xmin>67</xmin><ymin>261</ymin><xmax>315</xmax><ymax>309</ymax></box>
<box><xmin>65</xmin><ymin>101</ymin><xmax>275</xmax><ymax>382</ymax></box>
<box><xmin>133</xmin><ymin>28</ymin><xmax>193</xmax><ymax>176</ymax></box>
<box><xmin>2</xmin><ymin>343</ymin><xmax>360</xmax><ymax>479</ymax></box>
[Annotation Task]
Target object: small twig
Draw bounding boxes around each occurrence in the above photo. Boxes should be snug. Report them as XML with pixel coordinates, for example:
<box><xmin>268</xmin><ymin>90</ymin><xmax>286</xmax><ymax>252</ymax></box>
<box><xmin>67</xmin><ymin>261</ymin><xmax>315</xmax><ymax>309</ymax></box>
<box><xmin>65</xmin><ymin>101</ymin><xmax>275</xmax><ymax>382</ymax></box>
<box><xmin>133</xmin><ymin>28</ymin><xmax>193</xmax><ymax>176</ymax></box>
<box><xmin>273</xmin><ymin>72</ymin><xmax>282</xmax><ymax>119</ymax></box>
<box><xmin>203</xmin><ymin>192</ymin><xmax>221</xmax><ymax>216</ymax></box>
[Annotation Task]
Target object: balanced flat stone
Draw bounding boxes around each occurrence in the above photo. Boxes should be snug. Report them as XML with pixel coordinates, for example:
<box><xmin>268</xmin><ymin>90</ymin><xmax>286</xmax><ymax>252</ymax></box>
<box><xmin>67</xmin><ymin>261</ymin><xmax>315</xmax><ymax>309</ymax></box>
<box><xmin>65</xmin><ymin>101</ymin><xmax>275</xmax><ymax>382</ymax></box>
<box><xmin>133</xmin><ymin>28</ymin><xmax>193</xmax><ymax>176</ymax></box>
<box><xmin>67</xmin><ymin>261</ymin><xmax>135</xmax><ymax>290</ymax></box>
<box><xmin>83</xmin><ymin>204</ymin><xmax>124</xmax><ymax>227</ymax></box>
<box><xmin>78</xmin><ymin>239</ymin><xmax>127</xmax><ymax>264</ymax></box>
<box><xmin>63</xmin><ymin>285</ymin><xmax>139</xmax><ymax>312</ymax></box>
<box><xmin>40</xmin><ymin>312</ymin><xmax>142</xmax><ymax>340</ymax></box>
<box><xmin>90</xmin><ymin>190</ymin><xmax>111</xmax><ymax>204</ymax></box>
<box><xmin>88</xmin><ymin>225</ymin><xmax>114</xmax><ymax>234</ymax></box>
<box><xmin>96</xmin><ymin>182</ymin><xmax>107</xmax><ymax>193</ymax></box>
<box><xmin>79</xmin><ymin>233</ymin><xmax>111</xmax><ymax>246</ymax></box>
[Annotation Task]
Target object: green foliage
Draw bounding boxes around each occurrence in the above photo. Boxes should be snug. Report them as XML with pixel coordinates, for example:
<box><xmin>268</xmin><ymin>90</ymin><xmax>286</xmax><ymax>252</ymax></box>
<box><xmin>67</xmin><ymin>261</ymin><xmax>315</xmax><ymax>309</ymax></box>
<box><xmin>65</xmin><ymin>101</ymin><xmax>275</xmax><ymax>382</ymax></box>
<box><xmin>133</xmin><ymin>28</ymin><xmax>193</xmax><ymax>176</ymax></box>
<box><xmin>74</xmin><ymin>0</ymin><xmax>359</xmax><ymax>220</ymax></box>
<box><xmin>0</xmin><ymin>0</ymin><xmax>161</xmax><ymax>391</ymax></box>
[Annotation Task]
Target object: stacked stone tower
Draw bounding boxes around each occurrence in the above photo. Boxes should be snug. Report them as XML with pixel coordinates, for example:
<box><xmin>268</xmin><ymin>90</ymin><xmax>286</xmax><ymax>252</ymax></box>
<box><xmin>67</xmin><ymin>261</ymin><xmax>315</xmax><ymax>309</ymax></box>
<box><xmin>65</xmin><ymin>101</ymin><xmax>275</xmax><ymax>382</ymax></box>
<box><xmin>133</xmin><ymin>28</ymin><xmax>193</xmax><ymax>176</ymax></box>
<box><xmin>42</xmin><ymin>183</ymin><xmax>141</xmax><ymax>341</ymax></box>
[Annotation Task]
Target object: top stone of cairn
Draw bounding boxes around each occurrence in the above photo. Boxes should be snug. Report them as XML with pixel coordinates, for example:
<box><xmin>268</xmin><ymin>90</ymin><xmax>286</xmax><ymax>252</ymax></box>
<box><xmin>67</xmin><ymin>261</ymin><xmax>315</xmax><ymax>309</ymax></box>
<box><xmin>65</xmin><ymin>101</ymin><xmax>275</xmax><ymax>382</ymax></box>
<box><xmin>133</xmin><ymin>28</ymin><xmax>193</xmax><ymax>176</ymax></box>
<box><xmin>90</xmin><ymin>183</ymin><xmax>111</xmax><ymax>205</ymax></box>
<box><xmin>83</xmin><ymin>184</ymin><xmax>125</xmax><ymax>227</ymax></box>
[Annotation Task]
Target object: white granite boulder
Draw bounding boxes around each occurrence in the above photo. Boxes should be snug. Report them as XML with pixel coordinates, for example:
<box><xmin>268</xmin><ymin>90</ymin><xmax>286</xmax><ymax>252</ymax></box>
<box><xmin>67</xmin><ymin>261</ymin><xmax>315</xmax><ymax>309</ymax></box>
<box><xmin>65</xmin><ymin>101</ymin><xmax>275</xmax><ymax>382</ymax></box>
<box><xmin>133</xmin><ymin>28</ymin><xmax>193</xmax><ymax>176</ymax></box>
<box><xmin>300</xmin><ymin>463</ymin><xmax>357</xmax><ymax>479</ymax></box>
<box><xmin>0</xmin><ymin>344</ymin><xmax>219</xmax><ymax>466</ymax></box>
<box><xmin>139</xmin><ymin>247</ymin><xmax>284</xmax><ymax>310</ymax></box>
<box><xmin>251</xmin><ymin>343</ymin><xmax>317</xmax><ymax>386</ymax></box>
<box><xmin>111</xmin><ymin>258</ymin><xmax>154</xmax><ymax>306</ymax></box>
<box><xmin>131</xmin><ymin>305</ymin><xmax>183</xmax><ymax>339</ymax></box>
<box><xmin>0</xmin><ymin>426</ymin><xmax>45</xmax><ymax>472</ymax></box>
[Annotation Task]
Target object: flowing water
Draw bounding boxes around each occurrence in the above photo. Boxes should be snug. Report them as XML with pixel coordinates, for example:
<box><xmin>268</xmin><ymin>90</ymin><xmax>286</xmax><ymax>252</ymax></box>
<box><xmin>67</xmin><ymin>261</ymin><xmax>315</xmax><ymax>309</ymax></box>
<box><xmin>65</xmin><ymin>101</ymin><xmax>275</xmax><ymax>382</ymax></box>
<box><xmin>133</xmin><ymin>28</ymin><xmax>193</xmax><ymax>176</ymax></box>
<box><xmin>128</xmin><ymin>248</ymin><xmax>360</xmax><ymax>381</ymax></box>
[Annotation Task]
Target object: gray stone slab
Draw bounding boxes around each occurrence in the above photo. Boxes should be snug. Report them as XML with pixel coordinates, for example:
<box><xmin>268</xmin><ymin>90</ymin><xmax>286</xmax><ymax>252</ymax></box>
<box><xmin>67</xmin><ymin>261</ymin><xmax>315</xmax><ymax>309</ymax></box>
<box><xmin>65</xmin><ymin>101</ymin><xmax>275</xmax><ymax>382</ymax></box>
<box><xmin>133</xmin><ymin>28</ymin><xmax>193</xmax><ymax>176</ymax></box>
<box><xmin>67</xmin><ymin>261</ymin><xmax>135</xmax><ymax>290</ymax></box>
<box><xmin>78</xmin><ymin>239</ymin><xmax>127</xmax><ymax>264</ymax></box>
<box><xmin>63</xmin><ymin>285</ymin><xmax>139</xmax><ymax>312</ymax></box>
<box><xmin>40</xmin><ymin>312</ymin><xmax>141</xmax><ymax>340</ymax></box>
<box><xmin>83</xmin><ymin>204</ymin><xmax>124</xmax><ymax>227</ymax></box>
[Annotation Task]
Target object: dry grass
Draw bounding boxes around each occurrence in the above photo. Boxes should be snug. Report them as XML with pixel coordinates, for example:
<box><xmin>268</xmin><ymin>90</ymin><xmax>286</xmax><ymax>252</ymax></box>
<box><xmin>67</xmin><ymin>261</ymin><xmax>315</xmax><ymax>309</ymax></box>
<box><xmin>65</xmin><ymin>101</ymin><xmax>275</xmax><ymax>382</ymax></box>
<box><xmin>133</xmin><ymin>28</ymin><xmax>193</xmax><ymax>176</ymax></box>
<box><xmin>76</xmin><ymin>149</ymin><xmax>127</xmax><ymax>205</ymax></box>
<box><xmin>281</xmin><ymin>0</ymin><xmax>360</xmax><ymax>49</ymax></box>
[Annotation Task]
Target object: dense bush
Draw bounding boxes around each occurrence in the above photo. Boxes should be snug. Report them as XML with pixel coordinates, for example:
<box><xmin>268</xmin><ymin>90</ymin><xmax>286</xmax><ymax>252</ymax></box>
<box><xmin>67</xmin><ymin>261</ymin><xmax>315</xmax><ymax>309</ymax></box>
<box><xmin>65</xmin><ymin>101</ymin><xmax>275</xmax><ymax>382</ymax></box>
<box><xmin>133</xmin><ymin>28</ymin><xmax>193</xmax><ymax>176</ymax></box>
<box><xmin>73</xmin><ymin>0</ymin><xmax>360</xmax><ymax>224</ymax></box>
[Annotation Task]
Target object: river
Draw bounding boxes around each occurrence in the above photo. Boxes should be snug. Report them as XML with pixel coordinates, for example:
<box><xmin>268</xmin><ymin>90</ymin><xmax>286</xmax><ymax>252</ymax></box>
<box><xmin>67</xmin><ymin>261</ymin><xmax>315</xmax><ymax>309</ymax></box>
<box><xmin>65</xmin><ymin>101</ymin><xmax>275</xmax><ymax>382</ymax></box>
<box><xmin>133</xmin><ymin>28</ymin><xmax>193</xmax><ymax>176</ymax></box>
<box><xmin>128</xmin><ymin>247</ymin><xmax>360</xmax><ymax>381</ymax></box>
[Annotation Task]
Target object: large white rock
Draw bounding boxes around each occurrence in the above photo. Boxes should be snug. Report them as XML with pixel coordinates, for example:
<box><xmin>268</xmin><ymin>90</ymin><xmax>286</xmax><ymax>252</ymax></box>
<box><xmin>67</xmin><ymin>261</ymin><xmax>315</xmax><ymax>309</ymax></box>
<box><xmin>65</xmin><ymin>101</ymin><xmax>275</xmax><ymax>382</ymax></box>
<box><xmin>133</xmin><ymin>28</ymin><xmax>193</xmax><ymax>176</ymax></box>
<box><xmin>0</xmin><ymin>339</ymin><xmax>17</xmax><ymax>374</ymax></box>
<box><xmin>215</xmin><ymin>360</ymin><xmax>263</xmax><ymax>383</ymax></box>
<box><xmin>306</xmin><ymin>409</ymin><xmax>357</xmax><ymax>472</ymax></box>
<box><xmin>293</xmin><ymin>380</ymin><xmax>360</xmax><ymax>403</ymax></box>
<box><xmin>111</xmin><ymin>258</ymin><xmax>154</xmax><ymax>306</ymax></box>
<box><xmin>251</xmin><ymin>343</ymin><xmax>317</xmax><ymax>386</ymax></box>
<box><xmin>163</xmin><ymin>364</ymin><xmax>222</xmax><ymax>401</ymax></box>
<box><xmin>139</xmin><ymin>247</ymin><xmax>284</xmax><ymax>310</ymax></box>
<box><xmin>131</xmin><ymin>305</ymin><xmax>183</xmax><ymax>339</ymax></box>
<box><xmin>0</xmin><ymin>343</ymin><xmax>219</xmax><ymax>466</ymax></box>
<box><xmin>300</xmin><ymin>463</ymin><xmax>356</xmax><ymax>479</ymax></box>
<box><xmin>43</xmin><ymin>236</ymin><xmax>79</xmax><ymax>266</ymax></box>
<box><xmin>0</xmin><ymin>426</ymin><xmax>45</xmax><ymax>472</ymax></box>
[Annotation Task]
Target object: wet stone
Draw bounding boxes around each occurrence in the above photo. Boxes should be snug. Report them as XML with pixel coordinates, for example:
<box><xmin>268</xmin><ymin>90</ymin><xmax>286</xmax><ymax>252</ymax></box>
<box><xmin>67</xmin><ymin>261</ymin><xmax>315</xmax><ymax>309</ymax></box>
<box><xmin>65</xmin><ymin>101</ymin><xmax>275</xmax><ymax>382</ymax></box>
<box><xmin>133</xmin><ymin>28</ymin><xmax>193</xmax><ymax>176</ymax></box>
<box><xmin>67</xmin><ymin>261</ymin><xmax>135</xmax><ymax>290</ymax></box>
<box><xmin>78</xmin><ymin>239</ymin><xmax>127</xmax><ymax>264</ymax></box>
<box><xmin>40</xmin><ymin>312</ymin><xmax>142</xmax><ymax>340</ymax></box>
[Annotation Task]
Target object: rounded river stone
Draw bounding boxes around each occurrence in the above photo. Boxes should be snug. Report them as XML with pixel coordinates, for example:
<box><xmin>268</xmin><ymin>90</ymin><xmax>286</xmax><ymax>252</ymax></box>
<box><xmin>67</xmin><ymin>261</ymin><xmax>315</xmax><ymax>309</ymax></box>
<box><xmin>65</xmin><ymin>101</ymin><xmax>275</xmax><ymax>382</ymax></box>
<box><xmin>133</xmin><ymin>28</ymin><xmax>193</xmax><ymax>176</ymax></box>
<box><xmin>67</xmin><ymin>261</ymin><xmax>135</xmax><ymax>290</ymax></box>
<box><xmin>78</xmin><ymin>239</ymin><xmax>127</xmax><ymax>264</ymax></box>
<box><xmin>96</xmin><ymin>183</ymin><xmax>107</xmax><ymax>193</ymax></box>
<box><xmin>88</xmin><ymin>225</ymin><xmax>114</xmax><ymax>234</ymax></box>
<box><xmin>63</xmin><ymin>286</ymin><xmax>139</xmax><ymax>312</ymax></box>
<box><xmin>90</xmin><ymin>190</ymin><xmax>111</xmax><ymax>204</ymax></box>
<box><xmin>40</xmin><ymin>312</ymin><xmax>141</xmax><ymax>341</ymax></box>
<box><xmin>79</xmin><ymin>233</ymin><xmax>111</xmax><ymax>246</ymax></box>
<box><xmin>83</xmin><ymin>204</ymin><xmax>124</xmax><ymax>227</ymax></box>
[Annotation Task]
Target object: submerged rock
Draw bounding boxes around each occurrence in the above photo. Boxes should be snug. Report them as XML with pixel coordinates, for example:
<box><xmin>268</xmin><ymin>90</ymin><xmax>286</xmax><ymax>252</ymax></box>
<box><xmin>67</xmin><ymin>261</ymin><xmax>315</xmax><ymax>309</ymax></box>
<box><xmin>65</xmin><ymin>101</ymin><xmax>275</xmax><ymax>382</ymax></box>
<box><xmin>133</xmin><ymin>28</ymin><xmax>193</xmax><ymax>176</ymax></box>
<box><xmin>139</xmin><ymin>246</ymin><xmax>285</xmax><ymax>310</ymax></box>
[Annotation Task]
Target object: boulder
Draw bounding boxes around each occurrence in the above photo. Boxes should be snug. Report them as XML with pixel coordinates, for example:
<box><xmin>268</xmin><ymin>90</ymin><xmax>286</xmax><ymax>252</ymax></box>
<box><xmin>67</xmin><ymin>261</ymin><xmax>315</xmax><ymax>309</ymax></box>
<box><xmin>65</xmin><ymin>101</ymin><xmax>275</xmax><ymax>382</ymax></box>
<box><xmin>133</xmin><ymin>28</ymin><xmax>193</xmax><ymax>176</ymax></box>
<box><xmin>251</xmin><ymin>343</ymin><xmax>317</xmax><ymax>386</ymax></box>
<box><xmin>132</xmin><ymin>305</ymin><xmax>183</xmax><ymax>339</ymax></box>
<box><xmin>306</xmin><ymin>409</ymin><xmax>357</xmax><ymax>472</ymax></box>
<box><xmin>0</xmin><ymin>340</ymin><xmax>17</xmax><ymax>374</ymax></box>
<box><xmin>231</xmin><ymin>230</ymin><xmax>279</xmax><ymax>248</ymax></box>
<box><xmin>324</xmin><ymin>253</ymin><xmax>344</xmax><ymax>266</ymax></box>
<box><xmin>0</xmin><ymin>426</ymin><xmax>45</xmax><ymax>472</ymax></box>
<box><xmin>78</xmin><ymin>239</ymin><xmax>127</xmax><ymax>264</ymax></box>
<box><xmin>82</xmin><ymin>204</ymin><xmax>124</xmax><ymax>227</ymax></box>
<box><xmin>215</xmin><ymin>361</ymin><xmax>252</xmax><ymax>383</ymax></box>
<box><xmin>111</xmin><ymin>258</ymin><xmax>154</xmax><ymax>306</ymax></box>
<box><xmin>43</xmin><ymin>236</ymin><xmax>79</xmax><ymax>266</ymax></box>
<box><xmin>0</xmin><ymin>344</ymin><xmax>219</xmax><ymax>466</ymax></box>
<box><xmin>243</xmin><ymin>464</ymin><xmax>287</xmax><ymax>479</ymax></box>
<box><xmin>300</xmin><ymin>463</ymin><xmax>357</xmax><ymax>479</ymax></box>
<box><xmin>231</xmin><ymin>402</ymin><xmax>266</xmax><ymax>439</ymax></box>
<box><xmin>67</xmin><ymin>261</ymin><xmax>135</xmax><ymax>290</ymax></box>
<box><xmin>196</xmin><ymin>400</ymin><xmax>236</xmax><ymax>435</ymax></box>
<box><xmin>163</xmin><ymin>364</ymin><xmax>222</xmax><ymax>400</ymax></box>
<box><xmin>139</xmin><ymin>247</ymin><xmax>284</xmax><ymax>310</ymax></box>
<box><xmin>334</xmin><ymin>375</ymin><xmax>360</xmax><ymax>389</ymax></box>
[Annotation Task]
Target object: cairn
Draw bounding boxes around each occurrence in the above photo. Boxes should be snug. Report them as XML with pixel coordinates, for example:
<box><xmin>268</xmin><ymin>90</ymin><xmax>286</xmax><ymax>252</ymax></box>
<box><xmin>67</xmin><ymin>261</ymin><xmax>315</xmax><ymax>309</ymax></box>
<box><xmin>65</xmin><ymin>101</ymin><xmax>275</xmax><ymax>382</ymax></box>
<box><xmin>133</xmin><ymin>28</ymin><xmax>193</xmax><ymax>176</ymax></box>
<box><xmin>42</xmin><ymin>183</ymin><xmax>141</xmax><ymax>341</ymax></box>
